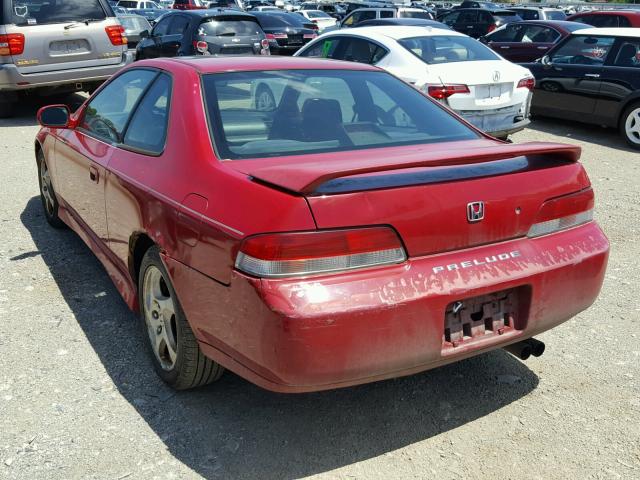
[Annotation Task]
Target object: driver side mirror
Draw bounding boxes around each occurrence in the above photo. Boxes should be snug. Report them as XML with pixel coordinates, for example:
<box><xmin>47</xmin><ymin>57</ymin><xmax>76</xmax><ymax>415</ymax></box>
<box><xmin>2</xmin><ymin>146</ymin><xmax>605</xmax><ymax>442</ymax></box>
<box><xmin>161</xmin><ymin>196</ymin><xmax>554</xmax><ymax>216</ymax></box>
<box><xmin>37</xmin><ymin>105</ymin><xmax>70</xmax><ymax>128</ymax></box>
<box><xmin>140</xmin><ymin>29</ymin><xmax>150</xmax><ymax>38</ymax></box>
<box><xmin>541</xmin><ymin>55</ymin><xmax>552</xmax><ymax>66</ymax></box>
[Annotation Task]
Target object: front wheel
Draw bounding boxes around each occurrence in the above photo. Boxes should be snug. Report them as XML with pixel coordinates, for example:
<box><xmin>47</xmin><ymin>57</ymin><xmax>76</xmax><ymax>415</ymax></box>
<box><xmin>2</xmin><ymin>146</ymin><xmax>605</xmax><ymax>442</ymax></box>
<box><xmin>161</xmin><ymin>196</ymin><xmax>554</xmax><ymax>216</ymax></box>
<box><xmin>621</xmin><ymin>103</ymin><xmax>640</xmax><ymax>149</ymax></box>
<box><xmin>37</xmin><ymin>151</ymin><xmax>65</xmax><ymax>228</ymax></box>
<box><xmin>138</xmin><ymin>246</ymin><xmax>224</xmax><ymax>390</ymax></box>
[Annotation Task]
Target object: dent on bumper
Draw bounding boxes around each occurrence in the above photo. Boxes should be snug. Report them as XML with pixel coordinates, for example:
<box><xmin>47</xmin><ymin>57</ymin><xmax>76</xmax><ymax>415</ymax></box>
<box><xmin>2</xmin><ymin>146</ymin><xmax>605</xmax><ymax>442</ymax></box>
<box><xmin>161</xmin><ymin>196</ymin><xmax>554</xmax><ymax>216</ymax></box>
<box><xmin>0</xmin><ymin>52</ymin><xmax>133</xmax><ymax>91</ymax></box>
<box><xmin>166</xmin><ymin>222</ymin><xmax>609</xmax><ymax>393</ymax></box>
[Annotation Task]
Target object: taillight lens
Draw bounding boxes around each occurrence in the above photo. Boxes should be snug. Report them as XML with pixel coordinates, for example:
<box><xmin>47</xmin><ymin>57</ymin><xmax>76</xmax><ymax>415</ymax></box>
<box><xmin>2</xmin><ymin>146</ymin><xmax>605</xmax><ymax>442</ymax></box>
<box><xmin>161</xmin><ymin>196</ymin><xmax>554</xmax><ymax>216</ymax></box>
<box><xmin>426</xmin><ymin>84</ymin><xmax>470</xmax><ymax>100</ymax></box>
<box><xmin>260</xmin><ymin>38</ymin><xmax>270</xmax><ymax>49</ymax></box>
<box><xmin>0</xmin><ymin>33</ymin><xmax>25</xmax><ymax>56</ymax></box>
<box><xmin>517</xmin><ymin>77</ymin><xmax>535</xmax><ymax>91</ymax></box>
<box><xmin>105</xmin><ymin>25</ymin><xmax>127</xmax><ymax>46</ymax></box>
<box><xmin>528</xmin><ymin>188</ymin><xmax>594</xmax><ymax>238</ymax></box>
<box><xmin>235</xmin><ymin>227</ymin><xmax>407</xmax><ymax>278</ymax></box>
<box><xmin>193</xmin><ymin>40</ymin><xmax>208</xmax><ymax>53</ymax></box>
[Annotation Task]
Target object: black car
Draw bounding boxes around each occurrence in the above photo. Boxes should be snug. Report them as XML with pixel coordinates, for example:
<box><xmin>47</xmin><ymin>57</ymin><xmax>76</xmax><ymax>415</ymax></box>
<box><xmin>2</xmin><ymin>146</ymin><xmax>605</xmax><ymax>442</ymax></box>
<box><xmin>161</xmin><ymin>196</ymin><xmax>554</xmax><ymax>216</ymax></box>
<box><xmin>136</xmin><ymin>9</ymin><xmax>269</xmax><ymax>59</ymax></box>
<box><xmin>253</xmin><ymin>11</ymin><xmax>318</xmax><ymax>55</ymax></box>
<box><xmin>438</xmin><ymin>8</ymin><xmax>521</xmax><ymax>38</ymax></box>
<box><xmin>354</xmin><ymin>17</ymin><xmax>450</xmax><ymax>29</ymax></box>
<box><xmin>523</xmin><ymin>31</ymin><xmax>640</xmax><ymax>149</ymax></box>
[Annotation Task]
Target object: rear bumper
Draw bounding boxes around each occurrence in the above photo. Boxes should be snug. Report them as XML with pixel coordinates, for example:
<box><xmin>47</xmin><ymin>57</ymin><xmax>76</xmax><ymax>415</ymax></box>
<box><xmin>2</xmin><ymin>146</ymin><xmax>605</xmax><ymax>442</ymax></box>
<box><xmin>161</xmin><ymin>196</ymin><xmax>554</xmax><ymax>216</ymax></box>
<box><xmin>456</xmin><ymin>91</ymin><xmax>533</xmax><ymax>137</ymax></box>
<box><xmin>0</xmin><ymin>52</ymin><xmax>133</xmax><ymax>93</ymax></box>
<box><xmin>166</xmin><ymin>221</ymin><xmax>609</xmax><ymax>393</ymax></box>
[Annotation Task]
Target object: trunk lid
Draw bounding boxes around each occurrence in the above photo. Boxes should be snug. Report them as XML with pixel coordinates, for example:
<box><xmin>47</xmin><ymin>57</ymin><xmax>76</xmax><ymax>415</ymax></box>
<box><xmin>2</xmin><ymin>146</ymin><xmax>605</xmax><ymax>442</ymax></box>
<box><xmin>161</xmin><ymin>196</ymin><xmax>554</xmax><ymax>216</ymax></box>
<box><xmin>229</xmin><ymin>140</ymin><xmax>588</xmax><ymax>257</ymax></box>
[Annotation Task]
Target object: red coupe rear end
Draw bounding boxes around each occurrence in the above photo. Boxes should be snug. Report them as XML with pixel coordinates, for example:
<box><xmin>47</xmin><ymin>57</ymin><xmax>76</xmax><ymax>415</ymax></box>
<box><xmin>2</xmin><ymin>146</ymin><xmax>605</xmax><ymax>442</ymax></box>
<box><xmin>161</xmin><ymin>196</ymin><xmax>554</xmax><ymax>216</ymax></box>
<box><xmin>35</xmin><ymin>57</ymin><xmax>608</xmax><ymax>392</ymax></box>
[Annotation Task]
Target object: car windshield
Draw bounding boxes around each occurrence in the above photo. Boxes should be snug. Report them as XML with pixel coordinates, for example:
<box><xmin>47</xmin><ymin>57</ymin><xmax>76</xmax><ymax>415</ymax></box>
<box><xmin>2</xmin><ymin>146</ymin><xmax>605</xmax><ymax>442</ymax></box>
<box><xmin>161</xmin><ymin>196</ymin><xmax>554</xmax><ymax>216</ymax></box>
<box><xmin>398</xmin><ymin>35</ymin><xmax>499</xmax><ymax>64</ymax></box>
<box><xmin>9</xmin><ymin>0</ymin><xmax>107</xmax><ymax>26</ymax></box>
<box><xmin>199</xmin><ymin>18</ymin><xmax>262</xmax><ymax>36</ymax></box>
<box><xmin>202</xmin><ymin>69</ymin><xmax>478</xmax><ymax>160</ymax></box>
<box><xmin>256</xmin><ymin>13</ymin><xmax>305</xmax><ymax>27</ymax></box>
<box><xmin>119</xmin><ymin>15</ymin><xmax>151</xmax><ymax>32</ymax></box>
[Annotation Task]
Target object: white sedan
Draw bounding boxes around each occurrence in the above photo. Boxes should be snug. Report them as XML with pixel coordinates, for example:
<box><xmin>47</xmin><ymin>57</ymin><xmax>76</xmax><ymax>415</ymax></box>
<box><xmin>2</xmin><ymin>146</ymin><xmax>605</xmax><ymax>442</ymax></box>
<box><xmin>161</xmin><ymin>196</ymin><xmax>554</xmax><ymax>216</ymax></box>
<box><xmin>296</xmin><ymin>10</ymin><xmax>338</xmax><ymax>32</ymax></box>
<box><xmin>294</xmin><ymin>26</ymin><xmax>535</xmax><ymax>138</ymax></box>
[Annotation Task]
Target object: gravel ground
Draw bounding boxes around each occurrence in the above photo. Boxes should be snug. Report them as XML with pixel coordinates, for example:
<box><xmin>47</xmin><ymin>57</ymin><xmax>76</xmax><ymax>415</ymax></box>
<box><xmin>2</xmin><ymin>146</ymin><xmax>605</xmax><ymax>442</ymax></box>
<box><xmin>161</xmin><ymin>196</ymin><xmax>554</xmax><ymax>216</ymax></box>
<box><xmin>0</xmin><ymin>96</ymin><xmax>639</xmax><ymax>480</ymax></box>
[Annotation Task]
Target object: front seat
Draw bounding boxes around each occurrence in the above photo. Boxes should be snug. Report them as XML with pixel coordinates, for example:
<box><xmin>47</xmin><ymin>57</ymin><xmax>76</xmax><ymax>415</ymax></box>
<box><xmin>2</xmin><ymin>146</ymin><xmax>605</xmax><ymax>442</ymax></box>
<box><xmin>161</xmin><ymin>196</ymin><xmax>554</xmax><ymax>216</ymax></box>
<box><xmin>301</xmin><ymin>98</ymin><xmax>352</xmax><ymax>145</ymax></box>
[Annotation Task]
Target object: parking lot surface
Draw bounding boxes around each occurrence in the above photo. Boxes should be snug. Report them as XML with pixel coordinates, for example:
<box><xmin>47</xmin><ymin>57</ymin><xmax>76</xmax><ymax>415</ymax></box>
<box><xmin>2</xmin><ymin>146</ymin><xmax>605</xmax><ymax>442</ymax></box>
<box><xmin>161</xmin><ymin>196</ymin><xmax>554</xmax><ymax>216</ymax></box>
<box><xmin>1</xmin><ymin>96</ymin><xmax>639</xmax><ymax>480</ymax></box>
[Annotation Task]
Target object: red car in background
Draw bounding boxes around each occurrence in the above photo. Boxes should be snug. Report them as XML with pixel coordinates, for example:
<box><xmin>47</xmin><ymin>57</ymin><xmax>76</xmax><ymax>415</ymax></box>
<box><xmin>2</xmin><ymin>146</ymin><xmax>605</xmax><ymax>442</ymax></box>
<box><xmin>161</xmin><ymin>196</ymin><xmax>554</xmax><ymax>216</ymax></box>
<box><xmin>482</xmin><ymin>20</ymin><xmax>590</xmax><ymax>63</ymax></box>
<box><xmin>567</xmin><ymin>10</ymin><xmax>640</xmax><ymax>28</ymax></box>
<box><xmin>35</xmin><ymin>57</ymin><xmax>609</xmax><ymax>393</ymax></box>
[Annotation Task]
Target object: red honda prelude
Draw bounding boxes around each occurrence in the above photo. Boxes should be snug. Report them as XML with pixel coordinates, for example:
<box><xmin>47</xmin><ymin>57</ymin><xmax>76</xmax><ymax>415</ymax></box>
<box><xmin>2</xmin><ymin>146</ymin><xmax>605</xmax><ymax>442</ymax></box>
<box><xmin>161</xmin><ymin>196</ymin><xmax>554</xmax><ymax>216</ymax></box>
<box><xmin>35</xmin><ymin>57</ymin><xmax>609</xmax><ymax>392</ymax></box>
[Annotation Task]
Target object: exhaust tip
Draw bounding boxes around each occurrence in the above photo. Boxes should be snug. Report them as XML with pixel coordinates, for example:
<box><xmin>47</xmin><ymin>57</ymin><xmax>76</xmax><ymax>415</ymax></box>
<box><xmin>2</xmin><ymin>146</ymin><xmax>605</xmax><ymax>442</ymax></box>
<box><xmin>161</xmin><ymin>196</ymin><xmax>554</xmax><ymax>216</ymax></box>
<box><xmin>504</xmin><ymin>342</ymin><xmax>532</xmax><ymax>361</ymax></box>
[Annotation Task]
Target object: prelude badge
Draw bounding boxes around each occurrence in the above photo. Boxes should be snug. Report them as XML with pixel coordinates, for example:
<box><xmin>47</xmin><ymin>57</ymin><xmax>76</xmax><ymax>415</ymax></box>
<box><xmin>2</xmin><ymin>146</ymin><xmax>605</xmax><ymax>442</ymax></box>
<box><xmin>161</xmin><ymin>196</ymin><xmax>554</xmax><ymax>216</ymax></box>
<box><xmin>467</xmin><ymin>201</ymin><xmax>484</xmax><ymax>222</ymax></box>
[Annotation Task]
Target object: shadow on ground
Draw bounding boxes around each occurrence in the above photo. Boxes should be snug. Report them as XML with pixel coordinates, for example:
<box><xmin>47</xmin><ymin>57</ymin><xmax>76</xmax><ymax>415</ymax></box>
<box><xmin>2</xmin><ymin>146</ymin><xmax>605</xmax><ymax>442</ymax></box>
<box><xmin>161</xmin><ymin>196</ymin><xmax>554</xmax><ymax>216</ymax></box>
<box><xmin>20</xmin><ymin>196</ymin><xmax>539</xmax><ymax>480</ymax></box>
<box><xmin>528</xmin><ymin>116</ymin><xmax>635</xmax><ymax>152</ymax></box>
<box><xmin>0</xmin><ymin>93</ymin><xmax>86</xmax><ymax>128</ymax></box>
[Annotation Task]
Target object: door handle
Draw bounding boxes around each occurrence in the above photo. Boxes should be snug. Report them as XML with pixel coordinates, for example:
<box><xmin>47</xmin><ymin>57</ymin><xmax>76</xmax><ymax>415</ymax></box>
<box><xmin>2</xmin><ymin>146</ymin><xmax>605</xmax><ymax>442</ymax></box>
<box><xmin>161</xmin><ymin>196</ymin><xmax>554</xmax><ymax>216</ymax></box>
<box><xmin>500</xmin><ymin>46</ymin><xmax>510</xmax><ymax>49</ymax></box>
<box><xmin>584</xmin><ymin>73</ymin><xmax>600</xmax><ymax>78</ymax></box>
<box><xmin>89</xmin><ymin>166</ymin><xmax>99</xmax><ymax>183</ymax></box>
<box><xmin>537</xmin><ymin>46</ymin><xmax>549</xmax><ymax>50</ymax></box>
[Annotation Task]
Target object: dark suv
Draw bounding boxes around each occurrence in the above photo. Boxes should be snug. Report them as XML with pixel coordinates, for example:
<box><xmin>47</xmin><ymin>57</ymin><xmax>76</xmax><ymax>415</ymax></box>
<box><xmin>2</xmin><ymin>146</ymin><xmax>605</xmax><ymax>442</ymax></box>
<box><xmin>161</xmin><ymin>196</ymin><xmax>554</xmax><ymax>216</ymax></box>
<box><xmin>438</xmin><ymin>8</ymin><xmax>521</xmax><ymax>38</ymax></box>
<box><xmin>136</xmin><ymin>10</ymin><xmax>269</xmax><ymax>59</ymax></box>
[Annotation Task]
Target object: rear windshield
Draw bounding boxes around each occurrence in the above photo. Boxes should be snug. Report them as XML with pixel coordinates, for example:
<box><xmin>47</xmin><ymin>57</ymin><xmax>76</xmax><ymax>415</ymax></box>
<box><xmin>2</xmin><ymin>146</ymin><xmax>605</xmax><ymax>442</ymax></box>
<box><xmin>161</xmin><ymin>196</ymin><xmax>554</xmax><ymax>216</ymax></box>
<box><xmin>400</xmin><ymin>11</ymin><xmax>432</xmax><ymax>20</ymax></box>
<box><xmin>119</xmin><ymin>15</ymin><xmax>151</xmax><ymax>32</ymax></box>
<box><xmin>9</xmin><ymin>0</ymin><xmax>107</xmax><ymax>26</ymax></box>
<box><xmin>545</xmin><ymin>10</ymin><xmax>566</xmax><ymax>20</ymax></box>
<box><xmin>199</xmin><ymin>18</ymin><xmax>262</xmax><ymax>36</ymax></box>
<box><xmin>202</xmin><ymin>70</ymin><xmax>478</xmax><ymax>160</ymax></box>
<box><xmin>399</xmin><ymin>35</ymin><xmax>499</xmax><ymax>64</ymax></box>
<box><xmin>256</xmin><ymin>13</ymin><xmax>305</xmax><ymax>28</ymax></box>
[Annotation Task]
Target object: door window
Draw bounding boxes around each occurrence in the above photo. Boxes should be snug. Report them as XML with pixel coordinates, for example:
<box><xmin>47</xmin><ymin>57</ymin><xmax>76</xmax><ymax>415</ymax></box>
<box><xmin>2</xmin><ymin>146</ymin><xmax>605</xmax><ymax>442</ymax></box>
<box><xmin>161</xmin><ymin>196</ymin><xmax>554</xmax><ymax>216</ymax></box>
<box><xmin>486</xmin><ymin>24</ymin><xmax>521</xmax><ymax>42</ymax></box>
<box><xmin>152</xmin><ymin>16</ymin><xmax>172</xmax><ymax>36</ymax></box>
<box><xmin>168</xmin><ymin>16</ymin><xmax>190</xmax><ymax>35</ymax></box>
<box><xmin>298</xmin><ymin>37</ymin><xmax>341</xmax><ymax>58</ymax></box>
<box><xmin>380</xmin><ymin>10</ymin><xmax>395</xmax><ymax>19</ymax></box>
<box><xmin>613</xmin><ymin>41</ymin><xmax>640</xmax><ymax>68</ymax></box>
<box><xmin>338</xmin><ymin>37</ymin><xmax>387</xmax><ymax>64</ymax></box>
<box><xmin>550</xmin><ymin>36</ymin><xmax>615</xmax><ymax>65</ymax></box>
<box><xmin>521</xmin><ymin>25</ymin><xmax>559</xmax><ymax>43</ymax></box>
<box><xmin>124</xmin><ymin>74</ymin><xmax>172</xmax><ymax>153</ymax></box>
<box><xmin>440</xmin><ymin>11</ymin><xmax>460</xmax><ymax>26</ymax></box>
<box><xmin>81</xmin><ymin>70</ymin><xmax>158</xmax><ymax>143</ymax></box>
<box><xmin>575</xmin><ymin>14</ymin><xmax>620</xmax><ymax>28</ymax></box>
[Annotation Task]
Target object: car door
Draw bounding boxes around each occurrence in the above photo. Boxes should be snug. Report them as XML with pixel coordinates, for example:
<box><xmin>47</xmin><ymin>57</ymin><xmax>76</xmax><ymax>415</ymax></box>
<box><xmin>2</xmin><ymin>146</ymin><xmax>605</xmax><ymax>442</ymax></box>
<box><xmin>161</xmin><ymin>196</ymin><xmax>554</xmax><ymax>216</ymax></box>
<box><xmin>138</xmin><ymin>15</ymin><xmax>172</xmax><ymax>58</ymax></box>
<box><xmin>161</xmin><ymin>15</ymin><xmax>191</xmax><ymax>56</ymax></box>
<box><xmin>594</xmin><ymin>38</ymin><xmax>640</xmax><ymax>127</ymax></box>
<box><xmin>55</xmin><ymin>69</ymin><xmax>158</xmax><ymax>243</ymax></box>
<box><xmin>529</xmin><ymin>34</ymin><xmax>615</xmax><ymax>119</ymax></box>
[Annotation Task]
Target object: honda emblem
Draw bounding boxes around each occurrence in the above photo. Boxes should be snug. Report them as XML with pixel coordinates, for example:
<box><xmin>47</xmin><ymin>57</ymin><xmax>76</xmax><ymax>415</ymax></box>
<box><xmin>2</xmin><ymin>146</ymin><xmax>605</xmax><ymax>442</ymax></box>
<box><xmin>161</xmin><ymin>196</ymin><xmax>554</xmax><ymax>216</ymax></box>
<box><xmin>467</xmin><ymin>201</ymin><xmax>485</xmax><ymax>222</ymax></box>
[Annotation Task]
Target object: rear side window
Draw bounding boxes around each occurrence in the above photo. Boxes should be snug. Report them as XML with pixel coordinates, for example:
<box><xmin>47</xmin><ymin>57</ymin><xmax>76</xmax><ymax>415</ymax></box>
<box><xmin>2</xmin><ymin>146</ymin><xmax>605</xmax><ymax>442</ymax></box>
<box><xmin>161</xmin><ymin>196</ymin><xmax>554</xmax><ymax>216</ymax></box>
<box><xmin>380</xmin><ymin>10</ymin><xmax>394</xmax><ymax>19</ymax></box>
<box><xmin>298</xmin><ymin>37</ymin><xmax>341</xmax><ymax>57</ymax></box>
<box><xmin>521</xmin><ymin>25</ymin><xmax>559</xmax><ymax>43</ymax></box>
<box><xmin>168</xmin><ymin>15</ymin><xmax>189</xmax><ymax>35</ymax></box>
<box><xmin>124</xmin><ymin>73</ymin><xmax>172</xmax><ymax>154</ymax></box>
<box><xmin>545</xmin><ymin>10</ymin><xmax>566</xmax><ymax>20</ymax></box>
<box><xmin>152</xmin><ymin>15</ymin><xmax>172</xmax><ymax>35</ymax></box>
<box><xmin>574</xmin><ymin>14</ymin><xmax>622</xmax><ymax>28</ymax></box>
<box><xmin>336</xmin><ymin>37</ymin><xmax>387</xmax><ymax>64</ymax></box>
<box><xmin>81</xmin><ymin>69</ymin><xmax>157</xmax><ymax>143</ymax></box>
<box><xmin>399</xmin><ymin>35</ymin><xmax>499</xmax><ymax>64</ymax></box>
<box><xmin>198</xmin><ymin>18</ymin><xmax>262</xmax><ymax>36</ymax></box>
<box><xmin>118</xmin><ymin>1</ymin><xmax>139</xmax><ymax>8</ymax></box>
<box><xmin>613</xmin><ymin>41</ymin><xmax>640</xmax><ymax>68</ymax></box>
<box><xmin>9</xmin><ymin>0</ymin><xmax>107</xmax><ymax>26</ymax></box>
<box><xmin>486</xmin><ymin>24</ymin><xmax>521</xmax><ymax>42</ymax></box>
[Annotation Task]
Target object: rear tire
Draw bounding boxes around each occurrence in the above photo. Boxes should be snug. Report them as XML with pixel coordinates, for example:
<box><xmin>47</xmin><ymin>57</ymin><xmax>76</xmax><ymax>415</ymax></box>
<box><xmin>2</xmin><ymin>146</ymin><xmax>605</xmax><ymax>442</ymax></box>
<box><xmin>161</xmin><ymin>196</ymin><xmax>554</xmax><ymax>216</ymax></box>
<box><xmin>255</xmin><ymin>84</ymin><xmax>276</xmax><ymax>111</ymax></box>
<box><xmin>621</xmin><ymin>102</ymin><xmax>640</xmax><ymax>149</ymax></box>
<box><xmin>138</xmin><ymin>246</ymin><xmax>224</xmax><ymax>390</ymax></box>
<box><xmin>37</xmin><ymin>150</ymin><xmax>66</xmax><ymax>229</ymax></box>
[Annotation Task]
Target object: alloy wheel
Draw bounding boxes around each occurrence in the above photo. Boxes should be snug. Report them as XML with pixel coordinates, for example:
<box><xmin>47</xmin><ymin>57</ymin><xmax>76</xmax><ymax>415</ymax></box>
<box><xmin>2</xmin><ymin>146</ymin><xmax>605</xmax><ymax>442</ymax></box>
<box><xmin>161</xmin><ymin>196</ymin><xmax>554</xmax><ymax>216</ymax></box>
<box><xmin>142</xmin><ymin>266</ymin><xmax>179</xmax><ymax>371</ymax></box>
<box><xmin>40</xmin><ymin>161</ymin><xmax>55</xmax><ymax>216</ymax></box>
<box><xmin>625</xmin><ymin>107</ymin><xmax>640</xmax><ymax>146</ymax></box>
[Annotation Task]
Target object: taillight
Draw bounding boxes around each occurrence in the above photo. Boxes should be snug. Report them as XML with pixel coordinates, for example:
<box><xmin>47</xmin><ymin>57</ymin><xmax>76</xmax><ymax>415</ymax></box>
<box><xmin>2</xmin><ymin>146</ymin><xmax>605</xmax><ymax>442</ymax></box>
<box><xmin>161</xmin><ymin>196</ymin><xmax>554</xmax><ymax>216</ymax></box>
<box><xmin>517</xmin><ymin>77</ymin><xmax>535</xmax><ymax>91</ymax></box>
<box><xmin>105</xmin><ymin>25</ymin><xmax>127</xmax><ymax>46</ymax></box>
<box><xmin>260</xmin><ymin>38</ymin><xmax>270</xmax><ymax>50</ymax></box>
<box><xmin>0</xmin><ymin>33</ymin><xmax>25</xmax><ymax>56</ymax></box>
<box><xmin>193</xmin><ymin>40</ymin><xmax>208</xmax><ymax>53</ymax></box>
<box><xmin>487</xmin><ymin>23</ymin><xmax>497</xmax><ymax>33</ymax></box>
<box><xmin>426</xmin><ymin>84</ymin><xmax>470</xmax><ymax>100</ymax></box>
<box><xmin>528</xmin><ymin>188</ymin><xmax>594</xmax><ymax>238</ymax></box>
<box><xmin>235</xmin><ymin>227</ymin><xmax>407</xmax><ymax>278</ymax></box>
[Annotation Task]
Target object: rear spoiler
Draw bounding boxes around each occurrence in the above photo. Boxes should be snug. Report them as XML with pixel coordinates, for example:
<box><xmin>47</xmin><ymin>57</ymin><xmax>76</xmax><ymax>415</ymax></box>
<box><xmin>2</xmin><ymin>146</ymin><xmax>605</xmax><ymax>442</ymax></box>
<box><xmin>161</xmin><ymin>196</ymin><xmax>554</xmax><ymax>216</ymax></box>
<box><xmin>236</xmin><ymin>141</ymin><xmax>581</xmax><ymax>195</ymax></box>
